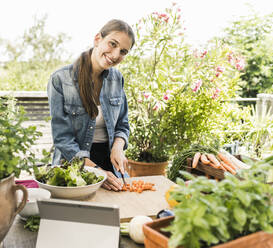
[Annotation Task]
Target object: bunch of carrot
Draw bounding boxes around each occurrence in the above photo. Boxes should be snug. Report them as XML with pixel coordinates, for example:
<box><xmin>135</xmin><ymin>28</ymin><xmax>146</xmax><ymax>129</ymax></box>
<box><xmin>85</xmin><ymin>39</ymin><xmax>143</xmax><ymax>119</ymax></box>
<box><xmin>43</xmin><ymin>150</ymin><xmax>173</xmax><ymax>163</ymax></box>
<box><xmin>121</xmin><ymin>180</ymin><xmax>156</xmax><ymax>193</ymax></box>
<box><xmin>192</xmin><ymin>150</ymin><xmax>250</xmax><ymax>175</ymax></box>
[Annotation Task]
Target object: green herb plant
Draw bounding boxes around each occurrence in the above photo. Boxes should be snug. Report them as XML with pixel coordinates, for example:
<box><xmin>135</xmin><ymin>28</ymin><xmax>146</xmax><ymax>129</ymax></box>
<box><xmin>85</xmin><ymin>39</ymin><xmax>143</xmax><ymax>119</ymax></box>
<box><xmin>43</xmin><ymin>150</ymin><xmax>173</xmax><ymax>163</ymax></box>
<box><xmin>0</xmin><ymin>97</ymin><xmax>41</xmax><ymax>180</ymax></box>
<box><xmin>165</xmin><ymin>159</ymin><xmax>273</xmax><ymax>248</ymax></box>
<box><xmin>24</xmin><ymin>216</ymin><xmax>40</xmax><ymax>232</ymax></box>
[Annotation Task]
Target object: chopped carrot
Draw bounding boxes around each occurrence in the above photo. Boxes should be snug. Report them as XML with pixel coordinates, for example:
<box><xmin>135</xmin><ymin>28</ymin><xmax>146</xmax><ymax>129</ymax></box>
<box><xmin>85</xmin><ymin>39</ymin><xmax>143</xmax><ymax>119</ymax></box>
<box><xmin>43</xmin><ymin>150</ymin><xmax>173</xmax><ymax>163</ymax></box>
<box><xmin>120</xmin><ymin>180</ymin><xmax>156</xmax><ymax>193</ymax></box>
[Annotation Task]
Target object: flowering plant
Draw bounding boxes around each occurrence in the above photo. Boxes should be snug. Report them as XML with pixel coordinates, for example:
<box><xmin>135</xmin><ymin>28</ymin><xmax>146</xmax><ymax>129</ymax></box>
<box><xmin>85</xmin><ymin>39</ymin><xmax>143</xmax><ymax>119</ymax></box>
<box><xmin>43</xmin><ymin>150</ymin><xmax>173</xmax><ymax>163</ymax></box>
<box><xmin>120</xmin><ymin>4</ymin><xmax>246</xmax><ymax>163</ymax></box>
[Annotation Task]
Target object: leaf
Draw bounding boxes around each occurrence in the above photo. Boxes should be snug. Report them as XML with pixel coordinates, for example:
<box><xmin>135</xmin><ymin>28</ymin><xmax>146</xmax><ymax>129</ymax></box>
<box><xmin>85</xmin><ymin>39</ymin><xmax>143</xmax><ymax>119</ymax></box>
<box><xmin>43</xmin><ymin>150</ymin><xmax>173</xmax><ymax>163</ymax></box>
<box><xmin>198</xmin><ymin>228</ymin><xmax>219</xmax><ymax>245</ymax></box>
<box><xmin>205</xmin><ymin>214</ymin><xmax>220</xmax><ymax>226</ymax></box>
<box><xmin>234</xmin><ymin>189</ymin><xmax>251</xmax><ymax>207</ymax></box>
<box><xmin>233</xmin><ymin>207</ymin><xmax>247</xmax><ymax>226</ymax></box>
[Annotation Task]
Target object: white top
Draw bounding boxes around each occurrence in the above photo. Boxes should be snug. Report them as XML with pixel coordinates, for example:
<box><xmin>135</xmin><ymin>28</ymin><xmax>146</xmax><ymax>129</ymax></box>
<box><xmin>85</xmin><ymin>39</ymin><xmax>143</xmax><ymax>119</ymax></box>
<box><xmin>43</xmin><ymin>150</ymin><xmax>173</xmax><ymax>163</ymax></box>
<box><xmin>93</xmin><ymin>105</ymin><xmax>108</xmax><ymax>143</ymax></box>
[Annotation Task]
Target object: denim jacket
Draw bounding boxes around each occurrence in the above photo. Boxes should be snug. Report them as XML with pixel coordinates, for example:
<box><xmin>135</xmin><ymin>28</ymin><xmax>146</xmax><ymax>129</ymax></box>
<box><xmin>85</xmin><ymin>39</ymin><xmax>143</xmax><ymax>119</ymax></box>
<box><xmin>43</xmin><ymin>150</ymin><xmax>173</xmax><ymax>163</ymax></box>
<box><xmin>47</xmin><ymin>64</ymin><xmax>130</xmax><ymax>172</ymax></box>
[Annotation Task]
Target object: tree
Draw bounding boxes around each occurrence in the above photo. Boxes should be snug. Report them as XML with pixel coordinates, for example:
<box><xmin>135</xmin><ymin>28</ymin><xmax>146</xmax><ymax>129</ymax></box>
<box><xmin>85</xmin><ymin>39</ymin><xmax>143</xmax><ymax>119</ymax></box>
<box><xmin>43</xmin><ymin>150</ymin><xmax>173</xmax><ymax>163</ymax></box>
<box><xmin>0</xmin><ymin>15</ymin><xmax>71</xmax><ymax>91</ymax></box>
<box><xmin>216</xmin><ymin>9</ymin><xmax>273</xmax><ymax>97</ymax></box>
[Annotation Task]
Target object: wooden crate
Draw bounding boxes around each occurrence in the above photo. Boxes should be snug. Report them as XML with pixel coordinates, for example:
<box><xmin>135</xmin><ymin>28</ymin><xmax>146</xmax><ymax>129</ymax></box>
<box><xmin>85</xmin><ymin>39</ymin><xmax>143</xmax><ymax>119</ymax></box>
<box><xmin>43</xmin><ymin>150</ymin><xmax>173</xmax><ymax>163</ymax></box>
<box><xmin>143</xmin><ymin>216</ymin><xmax>273</xmax><ymax>248</ymax></box>
<box><xmin>186</xmin><ymin>158</ymin><xmax>225</xmax><ymax>180</ymax></box>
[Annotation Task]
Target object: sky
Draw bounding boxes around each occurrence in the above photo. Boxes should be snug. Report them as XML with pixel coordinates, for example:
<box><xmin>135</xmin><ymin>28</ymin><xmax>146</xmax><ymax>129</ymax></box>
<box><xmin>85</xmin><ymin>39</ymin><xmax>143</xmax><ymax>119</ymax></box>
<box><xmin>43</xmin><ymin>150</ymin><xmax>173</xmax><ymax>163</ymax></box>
<box><xmin>0</xmin><ymin>0</ymin><xmax>272</xmax><ymax>60</ymax></box>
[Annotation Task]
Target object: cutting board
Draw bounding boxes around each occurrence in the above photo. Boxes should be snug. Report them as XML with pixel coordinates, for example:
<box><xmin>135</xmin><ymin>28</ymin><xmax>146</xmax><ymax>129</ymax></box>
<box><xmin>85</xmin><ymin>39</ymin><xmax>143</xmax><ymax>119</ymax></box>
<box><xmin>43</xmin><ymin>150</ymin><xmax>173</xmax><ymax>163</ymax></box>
<box><xmin>86</xmin><ymin>175</ymin><xmax>176</xmax><ymax>222</ymax></box>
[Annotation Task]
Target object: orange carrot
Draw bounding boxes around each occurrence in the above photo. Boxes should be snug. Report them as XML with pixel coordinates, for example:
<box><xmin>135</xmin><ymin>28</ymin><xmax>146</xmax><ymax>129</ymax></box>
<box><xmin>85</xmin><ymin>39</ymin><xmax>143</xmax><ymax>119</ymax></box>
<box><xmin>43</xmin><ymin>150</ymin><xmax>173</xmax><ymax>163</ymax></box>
<box><xmin>207</xmin><ymin>154</ymin><xmax>221</xmax><ymax>168</ymax></box>
<box><xmin>208</xmin><ymin>162</ymin><xmax>219</xmax><ymax>169</ymax></box>
<box><xmin>221</xmin><ymin>161</ymin><xmax>236</xmax><ymax>175</ymax></box>
<box><xmin>192</xmin><ymin>152</ymin><xmax>201</xmax><ymax>168</ymax></box>
<box><xmin>219</xmin><ymin>164</ymin><xmax>227</xmax><ymax>171</ymax></box>
<box><xmin>200</xmin><ymin>154</ymin><xmax>210</xmax><ymax>165</ymax></box>
<box><xmin>217</xmin><ymin>153</ymin><xmax>237</xmax><ymax>171</ymax></box>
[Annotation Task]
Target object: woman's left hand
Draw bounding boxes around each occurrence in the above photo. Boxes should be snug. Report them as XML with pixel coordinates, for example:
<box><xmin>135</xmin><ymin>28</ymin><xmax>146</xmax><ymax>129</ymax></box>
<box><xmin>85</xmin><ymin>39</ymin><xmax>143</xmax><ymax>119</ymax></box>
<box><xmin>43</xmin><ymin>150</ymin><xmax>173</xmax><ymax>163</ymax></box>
<box><xmin>110</xmin><ymin>138</ymin><xmax>128</xmax><ymax>174</ymax></box>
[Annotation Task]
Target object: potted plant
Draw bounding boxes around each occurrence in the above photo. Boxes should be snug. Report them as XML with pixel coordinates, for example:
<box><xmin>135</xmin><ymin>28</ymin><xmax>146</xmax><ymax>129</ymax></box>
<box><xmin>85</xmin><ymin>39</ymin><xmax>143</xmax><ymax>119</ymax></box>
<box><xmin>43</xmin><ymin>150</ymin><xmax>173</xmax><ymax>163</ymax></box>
<box><xmin>143</xmin><ymin>158</ymin><xmax>273</xmax><ymax>248</ymax></box>
<box><xmin>119</xmin><ymin>4</ymin><xmax>184</xmax><ymax>176</ymax></box>
<box><xmin>0</xmin><ymin>97</ymin><xmax>41</xmax><ymax>242</ymax></box>
<box><xmin>120</xmin><ymin>4</ymin><xmax>246</xmax><ymax>176</ymax></box>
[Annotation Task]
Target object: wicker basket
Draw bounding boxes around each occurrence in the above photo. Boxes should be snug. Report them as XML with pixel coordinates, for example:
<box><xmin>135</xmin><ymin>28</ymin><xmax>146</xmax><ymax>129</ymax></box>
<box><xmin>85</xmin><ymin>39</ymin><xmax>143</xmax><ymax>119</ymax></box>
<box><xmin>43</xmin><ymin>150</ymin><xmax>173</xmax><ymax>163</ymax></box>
<box><xmin>143</xmin><ymin>216</ymin><xmax>273</xmax><ymax>248</ymax></box>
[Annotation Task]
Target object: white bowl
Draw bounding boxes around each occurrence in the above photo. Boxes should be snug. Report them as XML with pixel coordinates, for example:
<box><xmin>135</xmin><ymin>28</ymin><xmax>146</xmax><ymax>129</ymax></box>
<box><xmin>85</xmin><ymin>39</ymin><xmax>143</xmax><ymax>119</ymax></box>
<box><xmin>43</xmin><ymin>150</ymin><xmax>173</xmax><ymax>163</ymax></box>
<box><xmin>17</xmin><ymin>188</ymin><xmax>51</xmax><ymax>219</ymax></box>
<box><xmin>34</xmin><ymin>166</ymin><xmax>107</xmax><ymax>200</ymax></box>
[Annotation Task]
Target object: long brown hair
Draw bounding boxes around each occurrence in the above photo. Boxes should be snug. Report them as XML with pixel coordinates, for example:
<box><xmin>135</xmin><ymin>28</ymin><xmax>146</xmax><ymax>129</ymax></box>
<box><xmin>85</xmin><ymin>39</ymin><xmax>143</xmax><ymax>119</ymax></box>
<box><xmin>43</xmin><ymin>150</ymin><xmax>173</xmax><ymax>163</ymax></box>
<box><xmin>73</xmin><ymin>19</ymin><xmax>135</xmax><ymax>119</ymax></box>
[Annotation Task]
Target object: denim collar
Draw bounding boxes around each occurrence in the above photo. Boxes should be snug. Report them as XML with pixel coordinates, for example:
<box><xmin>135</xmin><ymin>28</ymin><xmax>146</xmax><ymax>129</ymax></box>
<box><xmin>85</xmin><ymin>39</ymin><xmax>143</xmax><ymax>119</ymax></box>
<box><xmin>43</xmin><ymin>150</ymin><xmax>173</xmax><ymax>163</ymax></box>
<box><xmin>71</xmin><ymin>64</ymin><xmax>109</xmax><ymax>83</ymax></box>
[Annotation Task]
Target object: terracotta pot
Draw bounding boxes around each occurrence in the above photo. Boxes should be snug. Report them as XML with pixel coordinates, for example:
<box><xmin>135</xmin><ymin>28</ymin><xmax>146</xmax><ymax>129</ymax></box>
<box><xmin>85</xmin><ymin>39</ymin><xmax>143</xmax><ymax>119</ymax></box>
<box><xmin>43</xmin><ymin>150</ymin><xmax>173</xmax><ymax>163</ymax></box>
<box><xmin>126</xmin><ymin>160</ymin><xmax>168</xmax><ymax>177</ymax></box>
<box><xmin>0</xmin><ymin>174</ymin><xmax>28</xmax><ymax>242</ymax></box>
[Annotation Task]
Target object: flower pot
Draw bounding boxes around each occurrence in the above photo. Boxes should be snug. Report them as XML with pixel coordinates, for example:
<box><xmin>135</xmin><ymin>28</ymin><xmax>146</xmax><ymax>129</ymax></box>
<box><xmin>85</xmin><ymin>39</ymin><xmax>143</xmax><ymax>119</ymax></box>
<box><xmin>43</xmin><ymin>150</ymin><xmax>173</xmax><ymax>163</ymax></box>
<box><xmin>143</xmin><ymin>216</ymin><xmax>273</xmax><ymax>248</ymax></box>
<box><xmin>0</xmin><ymin>174</ymin><xmax>28</xmax><ymax>242</ymax></box>
<box><xmin>127</xmin><ymin>160</ymin><xmax>169</xmax><ymax>177</ymax></box>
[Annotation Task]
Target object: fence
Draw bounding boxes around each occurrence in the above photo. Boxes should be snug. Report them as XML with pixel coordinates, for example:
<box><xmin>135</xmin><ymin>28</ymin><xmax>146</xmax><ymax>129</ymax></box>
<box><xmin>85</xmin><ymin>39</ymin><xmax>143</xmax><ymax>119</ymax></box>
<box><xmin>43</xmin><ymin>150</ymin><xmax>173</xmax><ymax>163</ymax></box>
<box><xmin>1</xmin><ymin>91</ymin><xmax>273</xmax><ymax>157</ymax></box>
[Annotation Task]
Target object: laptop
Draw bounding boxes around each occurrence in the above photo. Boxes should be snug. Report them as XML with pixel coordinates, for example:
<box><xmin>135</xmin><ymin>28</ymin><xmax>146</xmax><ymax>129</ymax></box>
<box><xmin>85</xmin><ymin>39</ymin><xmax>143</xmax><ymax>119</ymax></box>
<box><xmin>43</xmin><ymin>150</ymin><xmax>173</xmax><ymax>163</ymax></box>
<box><xmin>36</xmin><ymin>199</ymin><xmax>120</xmax><ymax>248</ymax></box>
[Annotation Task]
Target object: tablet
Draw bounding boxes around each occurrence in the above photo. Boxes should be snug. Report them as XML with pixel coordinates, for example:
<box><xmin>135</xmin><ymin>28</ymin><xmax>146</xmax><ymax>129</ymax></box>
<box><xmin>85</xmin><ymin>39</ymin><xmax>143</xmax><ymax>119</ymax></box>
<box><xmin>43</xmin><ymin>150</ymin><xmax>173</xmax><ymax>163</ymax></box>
<box><xmin>36</xmin><ymin>198</ymin><xmax>120</xmax><ymax>248</ymax></box>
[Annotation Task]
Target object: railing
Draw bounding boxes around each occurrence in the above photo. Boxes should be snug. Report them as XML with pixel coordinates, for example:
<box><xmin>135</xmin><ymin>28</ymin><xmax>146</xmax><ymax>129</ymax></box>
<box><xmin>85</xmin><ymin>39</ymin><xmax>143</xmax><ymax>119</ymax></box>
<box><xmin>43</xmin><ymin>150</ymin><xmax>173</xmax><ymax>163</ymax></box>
<box><xmin>0</xmin><ymin>91</ymin><xmax>49</xmax><ymax>121</ymax></box>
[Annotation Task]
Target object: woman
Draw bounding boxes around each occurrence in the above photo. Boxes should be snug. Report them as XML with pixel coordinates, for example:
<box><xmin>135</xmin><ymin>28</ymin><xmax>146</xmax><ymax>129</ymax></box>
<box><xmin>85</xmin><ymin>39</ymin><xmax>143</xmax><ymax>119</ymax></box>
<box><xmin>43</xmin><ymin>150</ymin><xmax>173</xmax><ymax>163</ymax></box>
<box><xmin>47</xmin><ymin>19</ymin><xmax>135</xmax><ymax>191</ymax></box>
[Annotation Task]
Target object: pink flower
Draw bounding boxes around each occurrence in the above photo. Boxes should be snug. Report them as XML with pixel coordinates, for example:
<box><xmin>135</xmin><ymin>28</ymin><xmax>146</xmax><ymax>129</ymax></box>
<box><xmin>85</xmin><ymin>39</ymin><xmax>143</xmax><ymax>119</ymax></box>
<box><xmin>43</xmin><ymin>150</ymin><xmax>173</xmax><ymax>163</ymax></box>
<box><xmin>192</xmin><ymin>79</ymin><xmax>202</xmax><ymax>92</ymax></box>
<box><xmin>137</xmin><ymin>98</ymin><xmax>143</xmax><ymax>103</ymax></box>
<box><xmin>200</xmin><ymin>50</ymin><xmax>207</xmax><ymax>58</ymax></box>
<box><xmin>235</xmin><ymin>59</ymin><xmax>245</xmax><ymax>71</ymax></box>
<box><xmin>216</xmin><ymin>66</ymin><xmax>224</xmax><ymax>73</ymax></box>
<box><xmin>164</xmin><ymin>17</ymin><xmax>169</xmax><ymax>23</ymax></box>
<box><xmin>215</xmin><ymin>72</ymin><xmax>221</xmax><ymax>77</ymax></box>
<box><xmin>153</xmin><ymin>102</ymin><xmax>161</xmax><ymax>111</ymax></box>
<box><xmin>227</xmin><ymin>52</ymin><xmax>234</xmax><ymax>63</ymax></box>
<box><xmin>212</xmin><ymin>88</ymin><xmax>221</xmax><ymax>99</ymax></box>
<box><xmin>143</xmin><ymin>92</ymin><xmax>152</xmax><ymax>99</ymax></box>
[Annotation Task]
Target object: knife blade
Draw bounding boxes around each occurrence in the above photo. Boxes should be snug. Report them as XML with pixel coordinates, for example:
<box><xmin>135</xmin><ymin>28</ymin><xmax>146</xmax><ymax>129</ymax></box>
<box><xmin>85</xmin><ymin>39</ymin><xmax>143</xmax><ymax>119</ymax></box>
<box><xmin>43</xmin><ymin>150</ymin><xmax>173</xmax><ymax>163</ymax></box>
<box><xmin>121</xmin><ymin>173</ymin><xmax>126</xmax><ymax>185</ymax></box>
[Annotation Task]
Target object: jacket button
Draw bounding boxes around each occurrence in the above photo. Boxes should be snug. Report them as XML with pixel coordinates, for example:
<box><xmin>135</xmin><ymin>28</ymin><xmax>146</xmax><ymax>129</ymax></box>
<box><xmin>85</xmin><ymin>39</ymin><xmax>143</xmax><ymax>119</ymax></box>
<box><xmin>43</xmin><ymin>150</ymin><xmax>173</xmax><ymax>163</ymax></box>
<box><xmin>90</xmin><ymin>127</ymin><xmax>93</xmax><ymax>129</ymax></box>
<box><xmin>73</xmin><ymin>112</ymin><xmax>76</xmax><ymax>115</ymax></box>
<box><xmin>86</xmin><ymin>143</ymin><xmax>89</xmax><ymax>146</ymax></box>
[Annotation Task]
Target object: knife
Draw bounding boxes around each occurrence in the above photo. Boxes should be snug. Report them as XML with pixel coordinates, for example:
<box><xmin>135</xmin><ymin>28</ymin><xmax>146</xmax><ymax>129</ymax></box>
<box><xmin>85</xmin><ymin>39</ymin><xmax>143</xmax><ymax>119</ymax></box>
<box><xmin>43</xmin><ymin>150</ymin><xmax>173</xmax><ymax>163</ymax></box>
<box><xmin>121</xmin><ymin>173</ymin><xmax>126</xmax><ymax>185</ymax></box>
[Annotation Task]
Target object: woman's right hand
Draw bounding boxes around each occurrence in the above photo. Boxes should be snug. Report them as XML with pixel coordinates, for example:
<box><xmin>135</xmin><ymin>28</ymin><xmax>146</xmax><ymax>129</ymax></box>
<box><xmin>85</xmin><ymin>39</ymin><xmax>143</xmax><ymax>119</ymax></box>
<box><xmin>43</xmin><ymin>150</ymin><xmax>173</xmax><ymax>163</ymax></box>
<box><xmin>84</xmin><ymin>158</ymin><xmax>123</xmax><ymax>191</ymax></box>
<box><xmin>101</xmin><ymin>170</ymin><xmax>123</xmax><ymax>191</ymax></box>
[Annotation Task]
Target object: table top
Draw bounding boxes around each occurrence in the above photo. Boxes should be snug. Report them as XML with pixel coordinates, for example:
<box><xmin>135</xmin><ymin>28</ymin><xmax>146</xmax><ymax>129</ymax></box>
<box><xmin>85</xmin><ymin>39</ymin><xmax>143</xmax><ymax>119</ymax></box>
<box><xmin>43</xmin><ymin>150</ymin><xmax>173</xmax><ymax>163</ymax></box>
<box><xmin>3</xmin><ymin>174</ymin><xmax>174</xmax><ymax>247</ymax></box>
<box><xmin>87</xmin><ymin>175</ymin><xmax>175</xmax><ymax>222</ymax></box>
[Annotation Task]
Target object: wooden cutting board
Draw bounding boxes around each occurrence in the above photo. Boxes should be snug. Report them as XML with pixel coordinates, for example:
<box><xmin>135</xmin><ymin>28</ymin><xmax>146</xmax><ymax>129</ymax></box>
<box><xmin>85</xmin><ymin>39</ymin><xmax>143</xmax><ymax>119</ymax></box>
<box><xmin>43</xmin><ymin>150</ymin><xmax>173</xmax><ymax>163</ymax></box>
<box><xmin>86</xmin><ymin>175</ymin><xmax>176</xmax><ymax>222</ymax></box>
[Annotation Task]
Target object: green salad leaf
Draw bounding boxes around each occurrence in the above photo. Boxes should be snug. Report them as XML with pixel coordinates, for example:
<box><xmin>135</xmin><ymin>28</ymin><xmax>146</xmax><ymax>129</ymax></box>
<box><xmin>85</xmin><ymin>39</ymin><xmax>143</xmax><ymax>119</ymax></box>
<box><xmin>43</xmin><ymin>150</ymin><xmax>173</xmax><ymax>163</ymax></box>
<box><xmin>34</xmin><ymin>158</ymin><xmax>103</xmax><ymax>186</ymax></box>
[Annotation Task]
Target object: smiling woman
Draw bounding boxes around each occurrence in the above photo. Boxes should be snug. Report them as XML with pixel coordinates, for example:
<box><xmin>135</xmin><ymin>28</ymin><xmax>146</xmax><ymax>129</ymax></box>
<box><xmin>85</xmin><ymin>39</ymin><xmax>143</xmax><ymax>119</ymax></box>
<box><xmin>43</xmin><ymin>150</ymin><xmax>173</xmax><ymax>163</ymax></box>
<box><xmin>47</xmin><ymin>19</ymin><xmax>135</xmax><ymax>192</ymax></box>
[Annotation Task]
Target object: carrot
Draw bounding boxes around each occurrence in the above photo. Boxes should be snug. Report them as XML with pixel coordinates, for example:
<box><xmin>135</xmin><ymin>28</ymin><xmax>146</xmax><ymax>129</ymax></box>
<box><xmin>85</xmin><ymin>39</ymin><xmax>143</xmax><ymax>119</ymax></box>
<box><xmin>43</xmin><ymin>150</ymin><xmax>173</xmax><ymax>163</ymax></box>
<box><xmin>121</xmin><ymin>180</ymin><xmax>156</xmax><ymax>193</ymax></box>
<box><xmin>217</xmin><ymin>153</ymin><xmax>237</xmax><ymax>171</ymax></box>
<box><xmin>192</xmin><ymin>152</ymin><xmax>201</xmax><ymax>168</ymax></box>
<box><xmin>219</xmin><ymin>164</ymin><xmax>227</xmax><ymax>171</ymax></box>
<box><xmin>221</xmin><ymin>161</ymin><xmax>236</xmax><ymax>175</ymax></box>
<box><xmin>208</xmin><ymin>162</ymin><xmax>219</xmax><ymax>169</ymax></box>
<box><xmin>200</xmin><ymin>154</ymin><xmax>210</xmax><ymax>165</ymax></box>
<box><xmin>207</xmin><ymin>154</ymin><xmax>221</xmax><ymax>168</ymax></box>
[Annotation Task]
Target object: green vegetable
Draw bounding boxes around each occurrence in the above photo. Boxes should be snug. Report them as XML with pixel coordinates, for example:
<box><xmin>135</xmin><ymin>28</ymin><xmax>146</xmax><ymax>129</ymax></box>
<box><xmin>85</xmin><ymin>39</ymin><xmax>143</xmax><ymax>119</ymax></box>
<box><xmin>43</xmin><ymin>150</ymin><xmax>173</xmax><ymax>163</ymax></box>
<box><xmin>24</xmin><ymin>216</ymin><xmax>40</xmax><ymax>232</ymax></box>
<box><xmin>164</xmin><ymin>161</ymin><xmax>273</xmax><ymax>248</ymax></box>
<box><xmin>34</xmin><ymin>158</ymin><xmax>103</xmax><ymax>186</ymax></box>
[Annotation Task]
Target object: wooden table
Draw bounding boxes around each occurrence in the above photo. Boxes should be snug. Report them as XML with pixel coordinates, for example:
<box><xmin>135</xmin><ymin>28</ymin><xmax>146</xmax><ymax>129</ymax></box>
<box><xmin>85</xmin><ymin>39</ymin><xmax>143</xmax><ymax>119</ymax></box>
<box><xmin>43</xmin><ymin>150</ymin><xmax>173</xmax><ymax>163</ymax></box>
<box><xmin>3</xmin><ymin>175</ymin><xmax>175</xmax><ymax>247</ymax></box>
<box><xmin>87</xmin><ymin>175</ymin><xmax>175</xmax><ymax>222</ymax></box>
